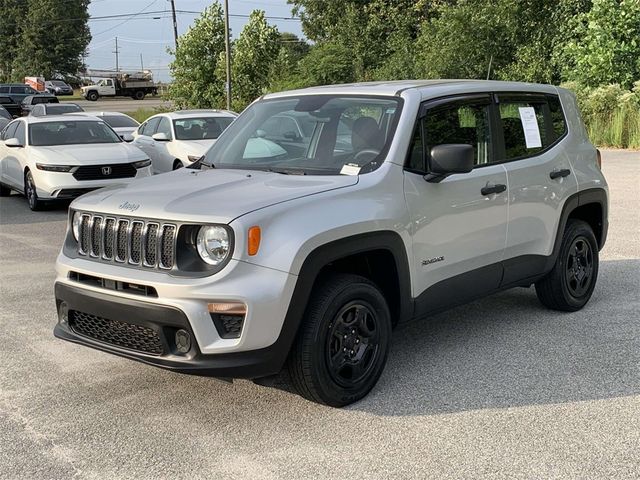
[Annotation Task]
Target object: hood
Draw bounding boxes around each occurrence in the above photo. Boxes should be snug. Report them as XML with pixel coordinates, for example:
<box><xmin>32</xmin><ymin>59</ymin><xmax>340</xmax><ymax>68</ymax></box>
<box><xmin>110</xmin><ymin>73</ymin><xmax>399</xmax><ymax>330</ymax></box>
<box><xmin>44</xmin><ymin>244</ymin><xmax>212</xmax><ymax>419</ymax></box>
<box><xmin>32</xmin><ymin>143</ymin><xmax>147</xmax><ymax>165</ymax></box>
<box><xmin>175</xmin><ymin>139</ymin><xmax>217</xmax><ymax>158</ymax></box>
<box><xmin>71</xmin><ymin>167</ymin><xmax>359</xmax><ymax>224</ymax></box>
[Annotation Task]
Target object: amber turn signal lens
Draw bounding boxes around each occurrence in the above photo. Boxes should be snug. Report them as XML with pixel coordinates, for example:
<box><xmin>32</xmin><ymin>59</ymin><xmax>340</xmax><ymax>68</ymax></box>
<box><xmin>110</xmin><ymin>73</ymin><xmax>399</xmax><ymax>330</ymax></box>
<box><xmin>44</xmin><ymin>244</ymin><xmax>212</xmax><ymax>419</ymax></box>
<box><xmin>248</xmin><ymin>226</ymin><xmax>261</xmax><ymax>256</ymax></box>
<box><xmin>208</xmin><ymin>302</ymin><xmax>246</xmax><ymax>315</ymax></box>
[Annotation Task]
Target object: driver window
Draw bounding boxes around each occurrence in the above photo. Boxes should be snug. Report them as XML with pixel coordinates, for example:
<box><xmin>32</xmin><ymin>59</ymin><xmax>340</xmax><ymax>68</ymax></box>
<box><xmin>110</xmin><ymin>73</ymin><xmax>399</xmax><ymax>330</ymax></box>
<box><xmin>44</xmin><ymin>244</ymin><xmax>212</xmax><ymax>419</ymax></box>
<box><xmin>14</xmin><ymin>122</ymin><xmax>26</xmax><ymax>145</ymax></box>
<box><xmin>424</xmin><ymin>100</ymin><xmax>493</xmax><ymax>167</ymax></box>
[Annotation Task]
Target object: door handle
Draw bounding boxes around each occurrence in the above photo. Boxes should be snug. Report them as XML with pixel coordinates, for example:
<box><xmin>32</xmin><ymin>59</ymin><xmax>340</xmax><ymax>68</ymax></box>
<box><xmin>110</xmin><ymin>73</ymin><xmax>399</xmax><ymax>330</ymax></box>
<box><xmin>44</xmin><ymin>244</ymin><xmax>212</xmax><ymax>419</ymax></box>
<box><xmin>550</xmin><ymin>168</ymin><xmax>571</xmax><ymax>179</ymax></box>
<box><xmin>481</xmin><ymin>183</ymin><xmax>507</xmax><ymax>196</ymax></box>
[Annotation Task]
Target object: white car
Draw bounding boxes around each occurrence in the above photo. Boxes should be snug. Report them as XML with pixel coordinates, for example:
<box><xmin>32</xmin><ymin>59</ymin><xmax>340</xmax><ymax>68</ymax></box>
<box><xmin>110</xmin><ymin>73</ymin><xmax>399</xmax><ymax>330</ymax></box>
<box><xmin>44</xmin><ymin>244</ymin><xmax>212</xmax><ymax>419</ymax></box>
<box><xmin>0</xmin><ymin>115</ymin><xmax>152</xmax><ymax>210</ymax></box>
<box><xmin>68</xmin><ymin>111</ymin><xmax>140</xmax><ymax>140</ymax></box>
<box><xmin>132</xmin><ymin>110</ymin><xmax>236</xmax><ymax>173</ymax></box>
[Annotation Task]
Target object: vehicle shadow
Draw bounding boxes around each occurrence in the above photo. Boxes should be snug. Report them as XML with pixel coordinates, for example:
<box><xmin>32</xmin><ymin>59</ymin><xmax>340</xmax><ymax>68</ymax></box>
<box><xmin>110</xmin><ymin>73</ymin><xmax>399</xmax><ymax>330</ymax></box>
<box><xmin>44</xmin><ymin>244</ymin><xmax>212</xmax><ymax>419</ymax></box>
<box><xmin>350</xmin><ymin>258</ymin><xmax>640</xmax><ymax>416</ymax></box>
<box><xmin>0</xmin><ymin>192</ymin><xmax>69</xmax><ymax>225</ymax></box>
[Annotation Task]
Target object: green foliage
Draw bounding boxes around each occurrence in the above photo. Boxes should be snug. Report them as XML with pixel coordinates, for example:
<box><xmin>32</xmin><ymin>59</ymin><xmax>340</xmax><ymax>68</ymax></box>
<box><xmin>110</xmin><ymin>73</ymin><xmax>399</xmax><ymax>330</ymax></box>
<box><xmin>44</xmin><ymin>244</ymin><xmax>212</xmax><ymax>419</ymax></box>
<box><xmin>298</xmin><ymin>43</ymin><xmax>356</xmax><ymax>86</ymax></box>
<box><xmin>230</xmin><ymin>10</ymin><xmax>280</xmax><ymax>110</ymax></box>
<box><xmin>562</xmin><ymin>0</ymin><xmax>640</xmax><ymax>89</ymax></box>
<box><xmin>167</xmin><ymin>3</ymin><xmax>227</xmax><ymax>109</ymax></box>
<box><xmin>1</xmin><ymin>0</ymin><xmax>90</xmax><ymax>81</ymax></box>
<box><xmin>566</xmin><ymin>81</ymin><xmax>640</xmax><ymax>148</ymax></box>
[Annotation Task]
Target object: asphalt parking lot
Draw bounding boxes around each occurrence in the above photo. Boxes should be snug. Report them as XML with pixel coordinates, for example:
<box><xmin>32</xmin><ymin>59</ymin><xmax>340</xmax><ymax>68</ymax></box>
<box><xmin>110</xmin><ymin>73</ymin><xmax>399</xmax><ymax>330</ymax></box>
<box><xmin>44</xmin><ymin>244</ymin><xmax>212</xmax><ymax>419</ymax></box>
<box><xmin>0</xmin><ymin>150</ymin><xmax>638</xmax><ymax>479</ymax></box>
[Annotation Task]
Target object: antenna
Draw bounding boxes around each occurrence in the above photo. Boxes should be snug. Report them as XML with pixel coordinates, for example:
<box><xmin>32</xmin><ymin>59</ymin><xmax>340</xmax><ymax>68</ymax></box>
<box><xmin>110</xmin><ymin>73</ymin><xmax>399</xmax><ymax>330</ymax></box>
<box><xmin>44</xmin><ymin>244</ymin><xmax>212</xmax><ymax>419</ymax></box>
<box><xmin>486</xmin><ymin>54</ymin><xmax>493</xmax><ymax>80</ymax></box>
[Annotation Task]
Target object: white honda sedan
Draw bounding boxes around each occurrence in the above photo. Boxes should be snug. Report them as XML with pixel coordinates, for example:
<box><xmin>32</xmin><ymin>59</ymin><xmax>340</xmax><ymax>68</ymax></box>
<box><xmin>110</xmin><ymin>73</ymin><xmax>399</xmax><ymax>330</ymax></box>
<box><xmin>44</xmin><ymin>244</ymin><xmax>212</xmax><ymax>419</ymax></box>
<box><xmin>0</xmin><ymin>115</ymin><xmax>151</xmax><ymax>210</ymax></box>
<box><xmin>132</xmin><ymin>110</ymin><xmax>237</xmax><ymax>173</ymax></box>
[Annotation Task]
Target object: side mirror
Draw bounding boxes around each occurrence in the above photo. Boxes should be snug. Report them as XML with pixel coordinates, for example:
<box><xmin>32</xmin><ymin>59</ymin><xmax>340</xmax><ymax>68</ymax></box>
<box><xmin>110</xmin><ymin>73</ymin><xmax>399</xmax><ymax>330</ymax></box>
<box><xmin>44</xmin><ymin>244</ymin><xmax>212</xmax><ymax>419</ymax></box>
<box><xmin>5</xmin><ymin>138</ymin><xmax>23</xmax><ymax>148</ymax></box>
<box><xmin>152</xmin><ymin>132</ymin><xmax>170</xmax><ymax>142</ymax></box>
<box><xmin>121</xmin><ymin>133</ymin><xmax>134</xmax><ymax>142</ymax></box>
<box><xmin>283</xmin><ymin>131</ymin><xmax>300</xmax><ymax>141</ymax></box>
<box><xmin>424</xmin><ymin>144</ymin><xmax>474</xmax><ymax>183</ymax></box>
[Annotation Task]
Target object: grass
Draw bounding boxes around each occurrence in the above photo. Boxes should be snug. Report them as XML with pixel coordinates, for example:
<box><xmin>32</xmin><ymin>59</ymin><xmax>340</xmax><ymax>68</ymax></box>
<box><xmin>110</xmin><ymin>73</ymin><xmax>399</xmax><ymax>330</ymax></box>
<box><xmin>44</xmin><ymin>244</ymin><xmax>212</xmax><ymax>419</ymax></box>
<box><xmin>585</xmin><ymin>105</ymin><xmax>640</xmax><ymax>149</ymax></box>
<box><xmin>128</xmin><ymin>106</ymin><xmax>172</xmax><ymax>123</ymax></box>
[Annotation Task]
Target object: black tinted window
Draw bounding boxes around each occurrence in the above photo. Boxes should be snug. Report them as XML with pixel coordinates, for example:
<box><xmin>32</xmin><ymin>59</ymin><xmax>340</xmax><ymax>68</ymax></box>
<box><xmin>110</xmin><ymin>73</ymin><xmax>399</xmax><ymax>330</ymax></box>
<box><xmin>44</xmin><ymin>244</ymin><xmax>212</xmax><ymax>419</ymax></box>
<box><xmin>101</xmin><ymin>115</ymin><xmax>138</xmax><ymax>128</ymax></box>
<box><xmin>46</xmin><ymin>104</ymin><xmax>82</xmax><ymax>114</ymax></box>
<box><xmin>424</xmin><ymin>99</ymin><xmax>493</xmax><ymax>167</ymax></box>
<box><xmin>0</xmin><ymin>87</ymin><xmax>8</xmax><ymax>93</ymax></box>
<box><xmin>548</xmin><ymin>96</ymin><xmax>567</xmax><ymax>139</ymax></box>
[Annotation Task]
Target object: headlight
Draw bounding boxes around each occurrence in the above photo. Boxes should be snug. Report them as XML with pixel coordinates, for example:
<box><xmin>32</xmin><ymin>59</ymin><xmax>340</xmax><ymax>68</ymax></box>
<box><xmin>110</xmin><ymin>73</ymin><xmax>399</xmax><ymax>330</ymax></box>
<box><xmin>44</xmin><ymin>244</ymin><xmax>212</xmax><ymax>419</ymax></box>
<box><xmin>196</xmin><ymin>226</ymin><xmax>230</xmax><ymax>266</ymax></box>
<box><xmin>36</xmin><ymin>163</ymin><xmax>74</xmax><ymax>172</ymax></box>
<box><xmin>132</xmin><ymin>159</ymin><xmax>151</xmax><ymax>168</ymax></box>
<box><xmin>72</xmin><ymin>211</ymin><xmax>82</xmax><ymax>241</ymax></box>
<box><xmin>187</xmin><ymin>155</ymin><xmax>202</xmax><ymax>163</ymax></box>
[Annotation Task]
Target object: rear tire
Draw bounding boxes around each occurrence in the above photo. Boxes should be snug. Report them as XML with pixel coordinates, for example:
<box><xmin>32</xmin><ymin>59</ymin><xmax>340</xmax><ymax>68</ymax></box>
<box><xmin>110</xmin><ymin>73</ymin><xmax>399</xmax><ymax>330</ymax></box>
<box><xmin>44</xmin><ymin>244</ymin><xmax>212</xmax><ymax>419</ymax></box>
<box><xmin>24</xmin><ymin>170</ymin><xmax>44</xmax><ymax>211</ymax></box>
<box><xmin>0</xmin><ymin>183</ymin><xmax>11</xmax><ymax>196</ymax></box>
<box><xmin>535</xmin><ymin>219</ymin><xmax>599</xmax><ymax>311</ymax></box>
<box><xmin>86</xmin><ymin>91</ymin><xmax>99</xmax><ymax>102</ymax></box>
<box><xmin>287</xmin><ymin>273</ymin><xmax>392</xmax><ymax>407</ymax></box>
<box><xmin>134</xmin><ymin>90</ymin><xmax>146</xmax><ymax>100</ymax></box>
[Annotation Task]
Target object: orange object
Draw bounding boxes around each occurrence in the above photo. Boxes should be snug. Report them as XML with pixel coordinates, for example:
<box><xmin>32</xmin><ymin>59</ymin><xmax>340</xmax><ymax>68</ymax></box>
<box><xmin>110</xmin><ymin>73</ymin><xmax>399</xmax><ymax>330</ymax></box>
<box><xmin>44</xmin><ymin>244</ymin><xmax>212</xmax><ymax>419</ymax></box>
<box><xmin>248</xmin><ymin>226</ymin><xmax>261</xmax><ymax>256</ymax></box>
<box><xmin>208</xmin><ymin>302</ymin><xmax>246</xmax><ymax>315</ymax></box>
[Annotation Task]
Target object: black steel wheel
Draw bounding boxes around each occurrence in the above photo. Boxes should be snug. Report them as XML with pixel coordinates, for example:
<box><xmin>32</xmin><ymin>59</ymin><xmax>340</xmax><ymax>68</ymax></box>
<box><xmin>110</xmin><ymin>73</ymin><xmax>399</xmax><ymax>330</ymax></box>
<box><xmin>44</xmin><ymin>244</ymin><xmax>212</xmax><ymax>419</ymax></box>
<box><xmin>134</xmin><ymin>90</ymin><xmax>146</xmax><ymax>100</ymax></box>
<box><xmin>536</xmin><ymin>219</ymin><xmax>599</xmax><ymax>311</ymax></box>
<box><xmin>86</xmin><ymin>91</ymin><xmax>99</xmax><ymax>101</ymax></box>
<box><xmin>287</xmin><ymin>273</ymin><xmax>392</xmax><ymax>407</ymax></box>
<box><xmin>25</xmin><ymin>171</ymin><xmax>44</xmax><ymax>211</ymax></box>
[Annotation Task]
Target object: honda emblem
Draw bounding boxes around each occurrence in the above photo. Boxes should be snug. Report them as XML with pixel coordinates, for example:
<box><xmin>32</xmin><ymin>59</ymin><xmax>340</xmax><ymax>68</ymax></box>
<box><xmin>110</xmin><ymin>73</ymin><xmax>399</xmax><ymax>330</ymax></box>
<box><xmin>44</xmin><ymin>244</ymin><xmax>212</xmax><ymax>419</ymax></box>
<box><xmin>101</xmin><ymin>166</ymin><xmax>112</xmax><ymax>176</ymax></box>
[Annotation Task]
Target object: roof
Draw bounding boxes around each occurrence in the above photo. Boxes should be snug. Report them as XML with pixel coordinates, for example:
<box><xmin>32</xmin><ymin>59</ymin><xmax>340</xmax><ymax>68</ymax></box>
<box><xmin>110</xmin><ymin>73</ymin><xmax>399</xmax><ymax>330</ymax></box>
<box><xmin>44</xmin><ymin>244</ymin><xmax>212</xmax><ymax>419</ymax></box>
<box><xmin>262</xmin><ymin>79</ymin><xmax>560</xmax><ymax>100</ymax></box>
<box><xmin>158</xmin><ymin>109</ymin><xmax>238</xmax><ymax>119</ymax></box>
<box><xmin>20</xmin><ymin>114</ymin><xmax>107</xmax><ymax>124</ymax></box>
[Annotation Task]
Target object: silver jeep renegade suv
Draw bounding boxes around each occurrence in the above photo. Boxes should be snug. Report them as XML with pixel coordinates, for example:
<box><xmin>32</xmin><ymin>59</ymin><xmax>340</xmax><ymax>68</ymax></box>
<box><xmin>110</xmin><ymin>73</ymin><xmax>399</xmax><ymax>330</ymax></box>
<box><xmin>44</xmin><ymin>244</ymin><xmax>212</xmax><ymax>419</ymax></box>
<box><xmin>54</xmin><ymin>80</ymin><xmax>608</xmax><ymax>407</ymax></box>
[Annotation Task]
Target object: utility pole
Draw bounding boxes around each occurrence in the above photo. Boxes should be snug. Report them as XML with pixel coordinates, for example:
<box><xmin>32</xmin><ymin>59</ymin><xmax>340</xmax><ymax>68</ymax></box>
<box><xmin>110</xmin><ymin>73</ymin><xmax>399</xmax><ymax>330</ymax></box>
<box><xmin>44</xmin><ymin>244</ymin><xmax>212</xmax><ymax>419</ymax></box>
<box><xmin>113</xmin><ymin>37</ymin><xmax>120</xmax><ymax>72</ymax></box>
<box><xmin>223</xmin><ymin>0</ymin><xmax>231</xmax><ymax>110</ymax></box>
<box><xmin>170</xmin><ymin>0</ymin><xmax>179</xmax><ymax>49</ymax></box>
<box><xmin>140</xmin><ymin>53</ymin><xmax>144</xmax><ymax>72</ymax></box>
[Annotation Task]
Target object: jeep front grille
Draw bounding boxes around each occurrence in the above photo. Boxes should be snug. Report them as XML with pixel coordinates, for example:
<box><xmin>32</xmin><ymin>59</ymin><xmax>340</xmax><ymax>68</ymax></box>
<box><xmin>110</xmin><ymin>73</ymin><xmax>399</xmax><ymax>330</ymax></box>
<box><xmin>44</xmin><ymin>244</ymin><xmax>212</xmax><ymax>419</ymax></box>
<box><xmin>77</xmin><ymin>213</ymin><xmax>176</xmax><ymax>270</ymax></box>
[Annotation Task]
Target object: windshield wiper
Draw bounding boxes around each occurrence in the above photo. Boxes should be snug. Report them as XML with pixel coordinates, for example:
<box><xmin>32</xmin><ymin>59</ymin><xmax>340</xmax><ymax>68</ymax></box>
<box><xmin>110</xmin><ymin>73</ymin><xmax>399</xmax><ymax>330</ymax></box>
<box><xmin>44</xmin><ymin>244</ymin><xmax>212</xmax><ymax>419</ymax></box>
<box><xmin>262</xmin><ymin>166</ymin><xmax>306</xmax><ymax>175</ymax></box>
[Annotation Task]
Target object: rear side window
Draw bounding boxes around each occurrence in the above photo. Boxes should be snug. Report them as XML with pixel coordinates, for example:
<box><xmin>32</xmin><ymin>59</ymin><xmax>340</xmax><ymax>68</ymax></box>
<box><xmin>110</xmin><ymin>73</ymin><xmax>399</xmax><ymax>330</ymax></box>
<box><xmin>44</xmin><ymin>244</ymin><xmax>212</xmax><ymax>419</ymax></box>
<box><xmin>547</xmin><ymin>96</ymin><xmax>567</xmax><ymax>139</ymax></box>
<box><xmin>0</xmin><ymin>87</ymin><xmax>9</xmax><ymax>93</ymax></box>
<box><xmin>498</xmin><ymin>100</ymin><xmax>550</xmax><ymax>160</ymax></box>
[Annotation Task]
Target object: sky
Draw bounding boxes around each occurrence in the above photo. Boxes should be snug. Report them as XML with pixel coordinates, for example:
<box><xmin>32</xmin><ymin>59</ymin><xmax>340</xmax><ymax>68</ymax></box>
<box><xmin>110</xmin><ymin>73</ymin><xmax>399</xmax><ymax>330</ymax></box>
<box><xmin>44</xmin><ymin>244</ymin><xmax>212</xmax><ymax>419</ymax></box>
<box><xmin>86</xmin><ymin>0</ymin><xmax>305</xmax><ymax>82</ymax></box>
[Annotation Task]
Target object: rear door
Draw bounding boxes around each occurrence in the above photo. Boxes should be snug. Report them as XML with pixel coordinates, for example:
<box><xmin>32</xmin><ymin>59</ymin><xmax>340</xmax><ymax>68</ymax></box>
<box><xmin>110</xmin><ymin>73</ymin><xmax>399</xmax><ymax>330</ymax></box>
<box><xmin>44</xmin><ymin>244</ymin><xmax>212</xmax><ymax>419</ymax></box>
<box><xmin>497</xmin><ymin>93</ymin><xmax>577</xmax><ymax>284</ymax></box>
<box><xmin>404</xmin><ymin>95</ymin><xmax>509</xmax><ymax>313</ymax></box>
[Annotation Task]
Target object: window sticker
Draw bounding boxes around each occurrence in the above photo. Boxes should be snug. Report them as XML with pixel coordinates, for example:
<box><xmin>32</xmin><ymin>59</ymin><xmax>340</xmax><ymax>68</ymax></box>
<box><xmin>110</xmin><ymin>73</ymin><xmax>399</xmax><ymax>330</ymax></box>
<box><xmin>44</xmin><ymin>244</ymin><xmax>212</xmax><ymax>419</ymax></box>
<box><xmin>340</xmin><ymin>163</ymin><xmax>361</xmax><ymax>175</ymax></box>
<box><xmin>518</xmin><ymin>107</ymin><xmax>542</xmax><ymax>149</ymax></box>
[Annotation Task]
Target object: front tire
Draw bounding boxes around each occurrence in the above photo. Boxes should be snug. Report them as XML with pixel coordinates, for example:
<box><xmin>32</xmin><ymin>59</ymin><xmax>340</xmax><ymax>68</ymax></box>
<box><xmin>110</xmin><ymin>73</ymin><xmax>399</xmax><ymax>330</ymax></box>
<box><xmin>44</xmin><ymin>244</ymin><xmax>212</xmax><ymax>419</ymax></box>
<box><xmin>86</xmin><ymin>91</ymin><xmax>99</xmax><ymax>102</ymax></box>
<box><xmin>287</xmin><ymin>273</ymin><xmax>392</xmax><ymax>407</ymax></box>
<box><xmin>535</xmin><ymin>219</ymin><xmax>599</xmax><ymax>311</ymax></box>
<box><xmin>25</xmin><ymin>171</ymin><xmax>44</xmax><ymax>211</ymax></box>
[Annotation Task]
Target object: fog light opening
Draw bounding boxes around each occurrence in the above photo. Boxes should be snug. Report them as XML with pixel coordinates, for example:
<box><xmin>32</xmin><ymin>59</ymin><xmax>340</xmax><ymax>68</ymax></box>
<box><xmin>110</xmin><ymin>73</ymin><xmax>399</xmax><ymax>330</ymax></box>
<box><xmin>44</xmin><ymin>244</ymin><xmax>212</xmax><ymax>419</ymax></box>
<box><xmin>174</xmin><ymin>329</ymin><xmax>191</xmax><ymax>354</ymax></box>
<box><xmin>58</xmin><ymin>302</ymin><xmax>69</xmax><ymax>324</ymax></box>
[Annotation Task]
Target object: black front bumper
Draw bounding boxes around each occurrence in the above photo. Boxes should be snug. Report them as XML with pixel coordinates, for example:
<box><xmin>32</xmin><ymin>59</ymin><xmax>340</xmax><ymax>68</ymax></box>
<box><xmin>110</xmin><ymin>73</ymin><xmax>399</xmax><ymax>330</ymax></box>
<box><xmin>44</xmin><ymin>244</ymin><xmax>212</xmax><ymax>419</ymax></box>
<box><xmin>54</xmin><ymin>282</ymin><xmax>286</xmax><ymax>379</ymax></box>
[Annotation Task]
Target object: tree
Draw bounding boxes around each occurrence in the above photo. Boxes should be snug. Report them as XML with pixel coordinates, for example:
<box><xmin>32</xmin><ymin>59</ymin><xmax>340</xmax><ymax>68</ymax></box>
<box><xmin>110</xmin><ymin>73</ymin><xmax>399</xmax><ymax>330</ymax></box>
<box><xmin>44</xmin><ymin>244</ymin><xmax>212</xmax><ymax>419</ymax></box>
<box><xmin>562</xmin><ymin>0</ymin><xmax>640</xmax><ymax>88</ymax></box>
<box><xmin>8</xmin><ymin>0</ymin><xmax>90</xmax><ymax>81</ymax></box>
<box><xmin>0</xmin><ymin>0</ymin><xmax>22</xmax><ymax>82</ymax></box>
<box><xmin>298</xmin><ymin>42</ymin><xmax>356</xmax><ymax>86</ymax></box>
<box><xmin>230</xmin><ymin>10</ymin><xmax>280</xmax><ymax>110</ymax></box>
<box><xmin>167</xmin><ymin>3</ymin><xmax>227</xmax><ymax>108</ymax></box>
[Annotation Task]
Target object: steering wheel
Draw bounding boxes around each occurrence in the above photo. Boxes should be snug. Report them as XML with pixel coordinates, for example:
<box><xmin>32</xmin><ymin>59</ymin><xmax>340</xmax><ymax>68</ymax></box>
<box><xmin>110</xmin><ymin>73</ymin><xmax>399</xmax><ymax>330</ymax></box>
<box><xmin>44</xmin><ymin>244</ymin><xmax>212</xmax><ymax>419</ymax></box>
<box><xmin>354</xmin><ymin>149</ymin><xmax>381</xmax><ymax>163</ymax></box>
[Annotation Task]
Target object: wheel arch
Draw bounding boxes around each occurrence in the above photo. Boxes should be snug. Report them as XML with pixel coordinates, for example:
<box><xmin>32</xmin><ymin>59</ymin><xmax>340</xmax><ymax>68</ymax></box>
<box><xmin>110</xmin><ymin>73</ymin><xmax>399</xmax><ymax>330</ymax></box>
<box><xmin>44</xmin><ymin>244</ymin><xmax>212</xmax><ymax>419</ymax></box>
<box><xmin>263</xmin><ymin>231</ymin><xmax>414</xmax><ymax>376</ymax></box>
<box><xmin>553</xmin><ymin>188</ymin><xmax>608</xmax><ymax>259</ymax></box>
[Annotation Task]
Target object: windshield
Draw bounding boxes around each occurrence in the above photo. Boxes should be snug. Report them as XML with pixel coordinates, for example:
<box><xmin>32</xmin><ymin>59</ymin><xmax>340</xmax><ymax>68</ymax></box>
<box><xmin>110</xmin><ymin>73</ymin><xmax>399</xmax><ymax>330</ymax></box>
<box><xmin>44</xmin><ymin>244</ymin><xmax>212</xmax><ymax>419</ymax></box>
<box><xmin>100</xmin><ymin>115</ymin><xmax>139</xmax><ymax>128</ymax></box>
<box><xmin>174</xmin><ymin>117</ymin><xmax>234</xmax><ymax>140</ymax></box>
<box><xmin>51</xmin><ymin>81</ymin><xmax>66</xmax><ymax>86</ymax></box>
<box><xmin>202</xmin><ymin>96</ymin><xmax>402</xmax><ymax>175</ymax></box>
<box><xmin>46</xmin><ymin>104</ymin><xmax>83</xmax><ymax>114</ymax></box>
<box><xmin>29</xmin><ymin>121</ymin><xmax>122</xmax><ymax>146</ymax></box>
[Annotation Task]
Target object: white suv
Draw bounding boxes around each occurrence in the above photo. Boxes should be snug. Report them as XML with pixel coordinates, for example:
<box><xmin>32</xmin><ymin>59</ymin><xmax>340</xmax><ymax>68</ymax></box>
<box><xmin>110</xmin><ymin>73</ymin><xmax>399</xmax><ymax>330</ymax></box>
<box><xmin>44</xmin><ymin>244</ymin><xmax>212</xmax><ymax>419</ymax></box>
<box><xmin>132</xmin><ymin>110</ymin><xmax>237</xmax><ymax>173</ymax></box>
<box><xmin>54</xmin><ymin>81</ymin><xmax>608</xmax><ymax>406</ymax></box>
